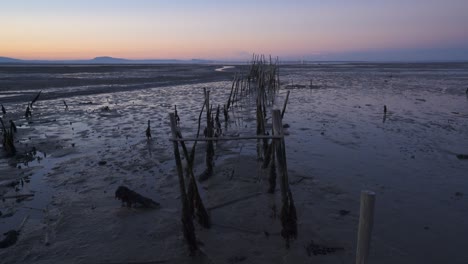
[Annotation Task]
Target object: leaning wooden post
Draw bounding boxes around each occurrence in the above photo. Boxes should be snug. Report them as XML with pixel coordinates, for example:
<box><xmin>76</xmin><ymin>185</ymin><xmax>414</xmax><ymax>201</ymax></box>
<box><xmin>356</xmin><ymin>190</ymin><xmax>376</xmax><ymax>264</ymax></box>
<box><xmin>272</xmin><ymin>109</ymin><xmax>297</xmax><ymax>247</ymax></box>
<box><xmin>281</xmin><ymin>91</ymin><xmax>290</xmax><ymax>119</ymax></box>
<box><xmin>169</xmin><ymin>113</ymin><xmax>197</xmax><ymax>253</ymax></box>
<box><xmin>272</xmin><ymin>110</ymin><xmax>287</xmax><ymax>204</ymax></box>
<box><xmin>199</xmin><ymin>90</ymin><xmax>214</xmax><ymax>181</ymax></box>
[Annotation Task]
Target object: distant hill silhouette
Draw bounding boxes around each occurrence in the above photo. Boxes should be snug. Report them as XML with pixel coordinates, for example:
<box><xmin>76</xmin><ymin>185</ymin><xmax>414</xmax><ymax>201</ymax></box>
<box><xmin>90</xmin><ymin>56</ymin><xmax>130</xmax><ymax>63</ymax></box>
<box><xmin>0</xmin><ymin>56</ymin><xmax>217</xmax><ymax>64</ymax></box>
<box><xmin>0</xmin><ymin>56</ymin><xmax>23</xmax><ymax>63</ymax></box>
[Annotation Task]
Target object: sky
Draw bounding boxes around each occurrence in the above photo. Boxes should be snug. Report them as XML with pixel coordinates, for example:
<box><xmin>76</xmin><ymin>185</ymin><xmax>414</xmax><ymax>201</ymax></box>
<box><xmin>1</xmin><ymin>0</ymin><xmax>467</xmax><ymax>61</ymax></box>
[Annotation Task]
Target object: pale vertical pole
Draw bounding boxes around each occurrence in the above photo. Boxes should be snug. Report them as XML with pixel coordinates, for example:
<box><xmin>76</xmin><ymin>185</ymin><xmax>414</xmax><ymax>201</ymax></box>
<box><xmin>356</xmin><ymin>190</ymin><xmax>376</xmax><ymax>264</ymax></box>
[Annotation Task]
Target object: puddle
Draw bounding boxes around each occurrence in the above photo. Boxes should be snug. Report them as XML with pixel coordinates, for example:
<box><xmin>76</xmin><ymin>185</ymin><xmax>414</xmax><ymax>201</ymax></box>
<box><xmin>215</xmin><ymin>66</ymin><xmax>235</xmax><ymax>72</ymax></box>
<box><xmin>0</xmin><ymin>151</ymin><xmax>72</xmax><ymax>231</ymax></box>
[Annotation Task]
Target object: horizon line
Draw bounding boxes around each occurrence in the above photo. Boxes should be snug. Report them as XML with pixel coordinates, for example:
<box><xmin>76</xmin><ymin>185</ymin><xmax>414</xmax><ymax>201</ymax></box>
<box><xmin>1</xmin><ymin>56</ymin><xmax>468</xmax><ymax>64</ymax></box>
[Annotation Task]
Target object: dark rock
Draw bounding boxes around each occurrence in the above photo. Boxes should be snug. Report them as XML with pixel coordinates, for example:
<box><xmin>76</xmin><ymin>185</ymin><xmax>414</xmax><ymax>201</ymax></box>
<box><xmin>115</xmin><ymin>186</ymin><xmax>160</xmax><ymax>208</ymax></box>
<box><xmin>98</xmin><ymin>161</ymin><xmax>107</xmax><ymax>166</ymax></box>
<box><xmin>0</xmin><ymin>230</ymin><xmax>19</xmax><ymax>248</ymax></box>
<box><xmin>339</xmin><ymin>210</ymin><xmax>350</xmax><ymax>216</ymax></box>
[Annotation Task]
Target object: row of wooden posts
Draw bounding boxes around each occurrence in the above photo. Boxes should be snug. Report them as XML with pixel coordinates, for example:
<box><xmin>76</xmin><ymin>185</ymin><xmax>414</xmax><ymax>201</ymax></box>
<box><xmin>166</xmin><ymin>54</ymin><xmax>298</xmax><ymax>253</ymax></box>
<box><xmin>169</xmin><ymin>105</ymin><xmax>376</xmax><ymax>263</ymax></box>
<box><xmin>169</xmin><ymin>108</ymin><xmax>297</xmax><ymax>252</ymax></box>
<box><xmin>168</xmin><ymin>54</ymin><xmax>376</xmax><ymax>263</ymax></box>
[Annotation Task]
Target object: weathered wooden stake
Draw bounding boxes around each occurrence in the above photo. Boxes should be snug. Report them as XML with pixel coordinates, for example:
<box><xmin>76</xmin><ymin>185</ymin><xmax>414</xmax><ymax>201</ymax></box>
<box><xmin>169</xmin><ymin>113</ymin><xmax>197</xmax><ymax>253</ymax></box>
<box><xmin>272</xmin><ymin>110</ymin><xmax>287</xmax><ymax>199</ymax></box>
<box><xmin>199</xmin><ymin>90</ymin><xmax>214</xmax><ymax>181</ymax></box>
<box><xmin>356</xmin><ymin>190</ymin><xmax>376</xmax><ymax>264</ymax></box>
<box><xmin>281</xmin><ymin>91</ymin><xmax>290</xmax><ymax>119</ymax></box>
<box><xmin>272</xmin><ymin>109</ymin><xmax>297</xmax><ymax>247</ymax></box>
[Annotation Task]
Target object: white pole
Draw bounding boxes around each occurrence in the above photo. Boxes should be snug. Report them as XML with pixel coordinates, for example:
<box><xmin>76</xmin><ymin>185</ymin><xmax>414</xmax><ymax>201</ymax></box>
<box><xmin>356</xmin><ymin>190</ymin><xmax>376</xmax><ymax>264</ymax></box>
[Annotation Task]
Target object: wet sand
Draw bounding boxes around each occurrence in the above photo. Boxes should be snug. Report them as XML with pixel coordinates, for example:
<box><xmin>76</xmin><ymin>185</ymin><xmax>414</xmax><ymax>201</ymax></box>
<box><xmin>1</xmin><ymin>63</ymin><xmax>468</xmax><ymax>263</ymax></box>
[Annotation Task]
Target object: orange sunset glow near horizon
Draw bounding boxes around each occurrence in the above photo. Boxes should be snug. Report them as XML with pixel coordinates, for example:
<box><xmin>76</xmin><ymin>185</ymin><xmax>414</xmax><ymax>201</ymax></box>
<box><xmin>1</xmin><ymin>0</ymin><xmax>468</xmax><ymax>61</ymax></box>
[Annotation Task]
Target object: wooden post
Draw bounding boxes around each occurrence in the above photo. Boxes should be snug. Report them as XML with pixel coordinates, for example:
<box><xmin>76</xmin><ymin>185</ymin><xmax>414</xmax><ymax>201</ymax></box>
<box><xmin>199</xmin><ymin>90</ymin><xmax>214</xmax><ymax>181</ymax></box>
<box><xmin>272</xmin><ymin>110</ymin><xmax>287</xmax><ymax>202</ymax></box>
<box><xmin>356</xmin><ymin>190</ymin><xmax>376</xmax><ymax>264</ymax></box>
<box><xmin>281</xmin><ymin>91</ymin><xmax>290</xmax><ymax>119</ymax></box>
<box><xmin>169</xmin><ymin>113</ymin><xmax>197</xmax><ymax>253</ymax></box>
<box><xmin>272</xmin><ymin>109</ymin><xmax>297</xmax><ymax>247</ymax></box>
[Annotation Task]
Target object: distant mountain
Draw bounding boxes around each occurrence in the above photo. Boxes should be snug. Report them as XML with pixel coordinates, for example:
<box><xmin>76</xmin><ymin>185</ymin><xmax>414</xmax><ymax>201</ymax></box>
<box><xmin>0</xmin><ymin>56</ymin><xmax>23</xmax><ymax>63</ymax></box>
<box><xmin>0</xmin><ymin>56</ymin><xmax>217</xmax><ymax>64</ymax></box>
<box><xmin>90</xmin><ymin>56</ymin><xmax>130</xmax><ymax>63</ymax></box>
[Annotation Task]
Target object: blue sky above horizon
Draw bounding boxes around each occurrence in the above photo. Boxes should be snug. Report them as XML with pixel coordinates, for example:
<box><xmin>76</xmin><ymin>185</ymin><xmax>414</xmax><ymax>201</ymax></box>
<box><xmin>1</xmin><ymin>0</ymin><xmax>467</xmax><ymax>61</ymax></box>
